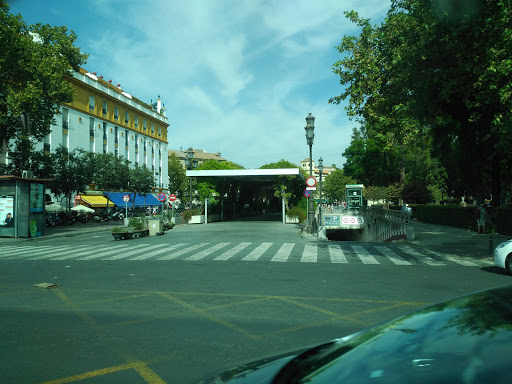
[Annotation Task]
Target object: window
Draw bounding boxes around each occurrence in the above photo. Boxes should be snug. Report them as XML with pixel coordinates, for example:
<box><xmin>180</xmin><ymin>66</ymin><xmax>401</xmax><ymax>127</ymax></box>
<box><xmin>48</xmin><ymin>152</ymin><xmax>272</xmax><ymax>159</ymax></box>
<box><xmin>114</xmin><ymin>126</ymin><xmax>118</xmax><ymax>145</ymax></box>
<box><xmin>103</xmin><ymin>122</ymin><xmax>107</xmax><ymax>154</ymax></box>
<box><xmin>44</xmin><ymin>134</ymin><xmax>51</xmax><ymax>153</ymax></box>
<box><xmin>114</xmin><ymin>106</ymin><xmax>119</xmax><ymax>120</ymax></box>
<box><xmin>151</xmin><ymin>122</ymin><xmax>154</xmax><ymax>135</ymax></box>
<box><xmin>158</xmin><ymin>126</ymin><xmax>161</xmax><ymax>137</ymax></box>
<box><xmin>102</xmin><ymin>101</ymin><xmax>107</xmax><ymax>116</ymax></box>
<box><xmin>125</xmin><ymin>111</ymin><xmax>129</xmax><ymax>125</ymax></box>
<box><xmin>89</xmin><ymin>118</ymin><xmax>94</xmax><ymax>138</ymax></box>
<box><xmin>89</xmin><ymin>95</ymin><xmax>95</xmax><ymax>112</ymax></box>
<box><xmin>143</xmin><ymin>119</ymin><xmax>147</xmax><ymax>132</ymax></box>
<box><xmin>134</xmin><ymin>115</ymin><xmax>139</xmax><ymax>128</ymax></box>
<box><xmin>62</xmin><ymin>108</ymin><xmax>69</xmax><ymax>131</ymax></box>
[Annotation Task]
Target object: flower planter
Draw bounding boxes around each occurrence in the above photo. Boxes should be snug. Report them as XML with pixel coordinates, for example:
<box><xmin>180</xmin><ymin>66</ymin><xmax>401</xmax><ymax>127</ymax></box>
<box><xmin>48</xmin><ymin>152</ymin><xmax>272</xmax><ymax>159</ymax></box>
<box><xmin>112</xmin><ymin>231</ymin><xmax>133</xmax><ymax>240</ymax></box>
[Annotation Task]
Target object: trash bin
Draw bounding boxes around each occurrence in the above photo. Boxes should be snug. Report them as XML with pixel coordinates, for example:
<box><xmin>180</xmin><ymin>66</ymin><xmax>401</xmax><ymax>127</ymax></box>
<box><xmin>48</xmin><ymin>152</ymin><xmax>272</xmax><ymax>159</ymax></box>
<box><xmin>148</xmin><ymin>219</ymin><xmax>163</xmax><ymax>236</ymax></box>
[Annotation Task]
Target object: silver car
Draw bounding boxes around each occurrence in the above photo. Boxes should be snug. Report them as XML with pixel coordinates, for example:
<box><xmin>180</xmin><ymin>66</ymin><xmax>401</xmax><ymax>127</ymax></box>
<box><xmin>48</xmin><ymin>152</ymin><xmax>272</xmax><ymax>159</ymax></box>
<box><xmin>494</xmin><ymin>239</ymin><xmax>512</xmax><ymax>274</ymax></box>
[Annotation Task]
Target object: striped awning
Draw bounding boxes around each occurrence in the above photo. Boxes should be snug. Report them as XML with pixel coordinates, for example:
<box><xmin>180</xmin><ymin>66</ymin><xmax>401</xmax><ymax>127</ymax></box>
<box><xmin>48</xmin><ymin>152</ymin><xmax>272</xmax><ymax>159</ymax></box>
<box><xmin>79</xmin><ymin>195</ymin><xmax>114</xmax><ymax>208</ymax></box>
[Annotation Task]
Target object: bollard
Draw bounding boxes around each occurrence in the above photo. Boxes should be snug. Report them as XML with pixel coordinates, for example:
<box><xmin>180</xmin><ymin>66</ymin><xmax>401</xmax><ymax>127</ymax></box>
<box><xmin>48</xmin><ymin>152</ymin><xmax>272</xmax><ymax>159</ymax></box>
<box><xmin>489</xmin><ymin>234</ymin><xmax>493</xmax><ymax>258</ymax></box>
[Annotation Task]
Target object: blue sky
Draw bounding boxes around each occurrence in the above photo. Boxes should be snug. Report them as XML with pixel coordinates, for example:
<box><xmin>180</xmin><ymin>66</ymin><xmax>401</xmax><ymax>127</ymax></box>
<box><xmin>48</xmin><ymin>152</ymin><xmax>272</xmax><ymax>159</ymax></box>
<box><xmin>8</xmin><ymin>0</ymin><xmax>391</xmax><ymax>169</ymax></box>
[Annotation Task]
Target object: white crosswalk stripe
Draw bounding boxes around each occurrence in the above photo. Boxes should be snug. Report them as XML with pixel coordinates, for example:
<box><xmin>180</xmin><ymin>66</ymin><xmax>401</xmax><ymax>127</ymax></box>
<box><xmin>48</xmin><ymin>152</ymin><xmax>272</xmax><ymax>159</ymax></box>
<box><xmin>242</xmin><ymin>243</ymin><xmax>272</xmax><ymax>261</ymax></box>
<box><xmin>52</xmin><ymin>246</ymin><xmax>109</xmax><ymax>260</ymax></box>
<box><xmin>27</xmin><ymin>246</ymin><xmax>87</xmax><ymax>260</ymax></box>
<box><xmin>0</xmin><ymin>246</ymin><xmax>53</xmax><ymax>258</ymax></box>
<box><xmin>301</xmin><ymin>244</ymin><xmax>317</xmax><ymax>262</ymax></box>
<box><xmin>374</xmin><ymin>246</ymin><xmax>412</xmax><ymax>265</ymax></box>
<box><xmin>185</xmin><ymin>242</ymin><xmax>231</xmax><ymax>261</ymax></box>
<box><xmin>104</xmin><ymin>244</ymin><xmax>168</xmax><ymax>260</ymax></box>
<box><xmin>426</xmin><ymin>250</ymin><xmax>479</xmax><ymax>266</ymax></box>
<box><xmin>80</xmin><ymin>244</ymin><xmax>148</xmax><ymax>260</ymax></box>
<box><xmin>271</xmin><ymin>243</ymin><xmax>294</xmax><ymax>262</ymax></box>
<box><xmin>129</xmin><ymin>243</ymin><xmax>187</xmax><ymax>260</ymax></box>
<box><xmin>0</xmin><ymin>241</ymin><xmax>491</xmax><ymax>267</ymax></box>
<box><xmin>328</xmin><ymin>244</ymin><xmax>348</xmax><ymax>263</ymax></box>
<box><xmin>351</xmin><ymin>245</ymin><xmax>379</xmax><ymax>264</ymax></box>
<box><xmin>214</xmin><ymin>242</ymin><xmax>251</xmax><ymax>261</ymax></box>
<box><xmin>401</xmin><ymin>246</ymin><xmax>445</xmax><ymax>266</ymax></box>
<box><xmin>156</xmin><ymin>243</ymin><xmax>209</xmax><ymax>260</ymax></box>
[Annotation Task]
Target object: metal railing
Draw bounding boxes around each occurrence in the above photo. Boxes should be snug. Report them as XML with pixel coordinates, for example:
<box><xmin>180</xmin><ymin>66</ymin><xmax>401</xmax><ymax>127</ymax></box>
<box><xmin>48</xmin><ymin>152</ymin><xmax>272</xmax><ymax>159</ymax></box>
<box><xmin>365</xmin><ymin>206</ymin><xmax>410</xmax><ymax>242</ymax></box>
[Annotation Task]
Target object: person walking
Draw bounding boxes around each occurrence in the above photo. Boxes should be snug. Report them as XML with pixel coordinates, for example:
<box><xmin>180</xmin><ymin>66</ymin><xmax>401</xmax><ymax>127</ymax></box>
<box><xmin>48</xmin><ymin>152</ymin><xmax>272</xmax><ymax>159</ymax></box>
<box><xmin>476</xmin><ymin>204</ymin><xmax>487</xmax><ymax>234</ymax></box>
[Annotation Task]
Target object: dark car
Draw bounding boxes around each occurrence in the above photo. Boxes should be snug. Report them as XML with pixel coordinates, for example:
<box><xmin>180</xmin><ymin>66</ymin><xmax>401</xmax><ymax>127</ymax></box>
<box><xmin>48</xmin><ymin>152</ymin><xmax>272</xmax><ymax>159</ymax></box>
<box><xmin>199</xmin><ymin>285</ymin><xmax>512</xmax><ymax>383</ymax></box>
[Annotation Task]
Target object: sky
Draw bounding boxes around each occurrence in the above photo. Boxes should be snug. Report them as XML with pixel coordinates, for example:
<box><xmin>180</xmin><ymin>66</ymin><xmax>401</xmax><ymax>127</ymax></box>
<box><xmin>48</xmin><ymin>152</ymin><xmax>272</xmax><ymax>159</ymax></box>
<box><xmin>7</xmin><ymin>0</ymin><xmax>391</xmax><ymax>169</ymax></box>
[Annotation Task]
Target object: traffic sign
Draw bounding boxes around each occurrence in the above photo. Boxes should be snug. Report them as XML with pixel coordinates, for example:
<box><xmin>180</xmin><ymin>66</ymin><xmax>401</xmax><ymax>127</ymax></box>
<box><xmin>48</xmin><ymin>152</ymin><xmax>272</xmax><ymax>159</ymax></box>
<box><xmin>303</xmin><ymin>190</ymin><xmax>311</xmax><ymax>198</ymax></box>
<box><xmin>123</xmin><ymin>194</ymin><xmax>130</xmax><ymax>202</ymax></box>
<box><xmin>169</xmin><ymin>194</ymin><xmax>177</xmax><ymax>202</ymax></box>
<box><xmin>306</xmin><ymin>177</ymin><xmax>317</xmax><ymax>187</ymax></box>
<box><xmin>157</xmin><ymin>193</ymin><xmax>167</xmax><ymax>202</ymax></box>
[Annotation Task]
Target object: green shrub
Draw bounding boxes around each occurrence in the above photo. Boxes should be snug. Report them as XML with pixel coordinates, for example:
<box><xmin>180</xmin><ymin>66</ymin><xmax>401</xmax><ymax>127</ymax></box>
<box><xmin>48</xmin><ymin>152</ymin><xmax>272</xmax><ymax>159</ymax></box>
<box><xmin>128</xmin><ymin>216</ymin><xmax>145</xmax><ymax>230</ymax></box>
<box><xmin>287</xmin><ymin>205</ymin><xmax>306</xmax><ymax>222</ymax></box>
<box><xmin>181</xmin><ymin>209</ymin><xmax>199</xmax><ymax>222</ymax></box>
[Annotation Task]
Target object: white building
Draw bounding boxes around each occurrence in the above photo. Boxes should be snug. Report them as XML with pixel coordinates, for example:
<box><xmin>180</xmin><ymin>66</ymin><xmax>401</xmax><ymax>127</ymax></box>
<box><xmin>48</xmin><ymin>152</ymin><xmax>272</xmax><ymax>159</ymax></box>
<box><xmin>34</xmin><ymin>68</ymin><xmax>170</xmax><ymax>195</ymax></box>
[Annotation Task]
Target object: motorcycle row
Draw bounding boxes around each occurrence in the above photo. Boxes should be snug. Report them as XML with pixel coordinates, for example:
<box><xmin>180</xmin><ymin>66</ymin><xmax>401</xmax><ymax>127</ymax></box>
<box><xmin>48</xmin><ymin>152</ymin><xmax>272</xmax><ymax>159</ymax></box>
<box><xmin>45</xmin><ymin>211</ymin><xmax>125</xmax><ymax>227</ymax></box>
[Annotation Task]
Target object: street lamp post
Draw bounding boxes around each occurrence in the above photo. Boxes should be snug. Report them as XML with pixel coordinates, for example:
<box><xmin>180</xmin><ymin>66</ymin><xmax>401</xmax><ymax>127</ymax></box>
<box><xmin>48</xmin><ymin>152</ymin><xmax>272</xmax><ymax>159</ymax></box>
<box><xmin>185</xmin><ymin>147</ymin><xmax>197</xmax><ymax>208</ymax></box>
<box><xmin>304</xmin><ymin>113</ymin><xmax>315</xmax><ymax>233</ymax></box>
<box><xmin>318</xmin><ymin>157</ymin><xmax>323</xmax><ymax>226</ymax></box>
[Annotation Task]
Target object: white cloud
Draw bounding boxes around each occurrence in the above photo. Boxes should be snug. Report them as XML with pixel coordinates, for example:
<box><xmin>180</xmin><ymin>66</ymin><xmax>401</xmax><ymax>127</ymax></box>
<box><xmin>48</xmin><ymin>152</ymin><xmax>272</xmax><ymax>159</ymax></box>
<box><xmin>13</xmin><ymin>0</ymin><xmax>389</xmax><ymax>169</ymax></box>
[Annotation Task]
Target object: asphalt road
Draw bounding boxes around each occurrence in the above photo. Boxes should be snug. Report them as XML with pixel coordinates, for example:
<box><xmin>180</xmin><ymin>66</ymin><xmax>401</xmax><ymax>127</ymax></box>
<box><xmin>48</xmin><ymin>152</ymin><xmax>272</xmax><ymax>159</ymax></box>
<box><xmin>1</xmin><ymin>219</ymin><xmax>511</xmax><ymax>384</ymax></box>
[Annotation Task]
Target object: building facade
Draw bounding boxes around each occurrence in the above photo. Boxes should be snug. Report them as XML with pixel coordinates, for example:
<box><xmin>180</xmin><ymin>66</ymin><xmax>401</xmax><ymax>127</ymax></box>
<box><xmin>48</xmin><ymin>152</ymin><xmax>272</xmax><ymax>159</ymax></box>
<box><xmin>33</xmin><ymin>68</ymin><xmax>169</xmax><ymax>191</ymax></box>
<box><xmin>169</xmin><ymin>148</ymin><xmax>226</xmax><ymax>169</ymax></box>
<box><xmin>300</xmin><ymin>158</ymin><xmax>336</xmax><ymax>180</ymax></box>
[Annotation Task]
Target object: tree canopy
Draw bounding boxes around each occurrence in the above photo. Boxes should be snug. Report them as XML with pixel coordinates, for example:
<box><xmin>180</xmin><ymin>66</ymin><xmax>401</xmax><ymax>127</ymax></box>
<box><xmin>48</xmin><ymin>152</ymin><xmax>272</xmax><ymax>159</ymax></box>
<box><xmin>331</xmin><ymin>0</ymin><xmax>512</xmax><ymax>206</ymax></box>
<box><xmin>0</xmin><ymin>1</ymin><xmax>88</xmax><ymax>174</ymax></box>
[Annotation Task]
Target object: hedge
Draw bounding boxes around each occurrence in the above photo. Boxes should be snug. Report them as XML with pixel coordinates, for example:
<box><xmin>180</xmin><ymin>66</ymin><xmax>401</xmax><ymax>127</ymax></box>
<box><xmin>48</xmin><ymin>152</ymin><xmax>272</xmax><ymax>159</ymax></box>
<box><xmin>407</xmin><ymin>204</ymin><xmax>512</xmax><ymax>235</ymax></box>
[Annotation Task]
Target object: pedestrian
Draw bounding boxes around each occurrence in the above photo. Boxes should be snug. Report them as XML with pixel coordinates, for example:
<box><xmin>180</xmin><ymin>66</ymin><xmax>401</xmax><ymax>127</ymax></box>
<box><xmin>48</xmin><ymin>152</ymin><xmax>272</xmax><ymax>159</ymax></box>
<box><xmin>401</xmin><ymin>203</ymin><xmax>412</xmax><ymax>221</ymax></box>
<box><xmin>476</xmin><ymin>204</ymin><xmax>487</xmax><ymax>234</ymax></box>
<box><xmin>4</xmin><ymin>212</ymin><xmax>14</xmax><ymax>227</ymax></box>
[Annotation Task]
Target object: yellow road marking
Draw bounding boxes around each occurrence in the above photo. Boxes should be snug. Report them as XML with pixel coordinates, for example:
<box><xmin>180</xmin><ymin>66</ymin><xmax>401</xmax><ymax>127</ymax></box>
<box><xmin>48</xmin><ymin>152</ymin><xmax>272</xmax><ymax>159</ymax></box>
<box><xmin>157</xmin><ymin>292</ymin><xmax>260</xmax><ymax>339</ymax></box>
<box><xmin>53</xmin><ymin>289</ymin><xmax>100</xmax><ymax>329</ymax></box>
<box><xmin>38</xmin><ymin>362</ymin><xmax>133</xmax><ymax>384</ymax></box>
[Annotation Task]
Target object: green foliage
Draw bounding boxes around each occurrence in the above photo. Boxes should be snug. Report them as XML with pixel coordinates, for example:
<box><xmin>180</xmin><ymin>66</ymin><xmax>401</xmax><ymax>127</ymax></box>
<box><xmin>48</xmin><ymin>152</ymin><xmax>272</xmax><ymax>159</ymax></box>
<box><xmin>412</xmin><ymin>205</ymin><xmax>478</xmax><ymax>230</ymax></box>
<box><xmin>286</xmin><ymin>205</ymin><xmax>306</xmax><ymax>223</ymax></box>
<box><xmin>259</xmin><ymin>159</ymin><xmax>305</xmax><ymax>208</ymax></box>
<box><xmin>111</xmin><ymin>226</ymin><xmax>132</xmax><ymax>233</ymax></box>
<box><xmin>181</xmin><ymin>208</ymin><xmax>199</xmax><ymax>222</ymax></box>
<box><xmin>322</xmin><ymin>169</ymin><xmax>356</xmax><ymax>202</ymax></box>
<box><xmin>402</xmin><ymin>180</ymin><xmax>434</xmax><ymax>204</ymax></box>
<box><xmin>0</xmin><ymin>2</ymin><xmax>88</xmax><ymax>174</ymax></box>
<box><xmin>168</xmin><ymin>152</ymin><xmax>187</xmax><ymax>199</ymax></box>
<box><xmin>128</xmin><ymin>216</ymin><xmax>146</xmax><ymax>230</ymax></box>
<box><xmin>331</xmin><ymin>0</ymin><xmax>512</xmax><ymax>207</ymax></box>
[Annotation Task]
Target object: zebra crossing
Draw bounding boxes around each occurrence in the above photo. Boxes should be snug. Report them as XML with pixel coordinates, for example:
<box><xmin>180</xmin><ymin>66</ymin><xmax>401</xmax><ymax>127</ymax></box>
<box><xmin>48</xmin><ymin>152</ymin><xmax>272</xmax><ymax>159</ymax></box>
<box><xmin>0</xmin><ymin>242</ymin><xmax>493</xmax><ymax>267</ymax></box>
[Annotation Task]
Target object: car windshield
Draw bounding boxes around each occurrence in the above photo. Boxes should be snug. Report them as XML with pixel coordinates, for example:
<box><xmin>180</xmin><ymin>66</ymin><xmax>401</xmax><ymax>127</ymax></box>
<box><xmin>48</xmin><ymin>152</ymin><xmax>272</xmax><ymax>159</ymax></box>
<box><xmin>292</xmin><ymin>293</ymin><xmax>512</xmax><ymax>383</ymax></box>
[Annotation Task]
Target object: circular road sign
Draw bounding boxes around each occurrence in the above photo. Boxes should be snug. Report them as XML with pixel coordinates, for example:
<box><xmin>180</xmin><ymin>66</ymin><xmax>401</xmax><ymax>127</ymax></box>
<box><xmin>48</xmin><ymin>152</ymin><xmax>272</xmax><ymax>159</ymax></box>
<box><xmin>123</xmin><ymin>194</ymin><xmax>130</xmax><ymax>202</ymax></box>
<box><xmin>169</xmin><ymin>194</ymin><xmax>177</xmax><ymax>202</ymax></box>
<box><xmin>306</xmin><ymin>177</ymin><xmax>317</xmax><ymax>187</ymax></box>
<box><xmin>303</xmin><ymin>190</ymin><xmax>311</xmax><ymax>198</ymax></box>
<box><xmin>157</xmin><ymin>193</ymin><xmax>167</xmax><ymax>202</ymax></box>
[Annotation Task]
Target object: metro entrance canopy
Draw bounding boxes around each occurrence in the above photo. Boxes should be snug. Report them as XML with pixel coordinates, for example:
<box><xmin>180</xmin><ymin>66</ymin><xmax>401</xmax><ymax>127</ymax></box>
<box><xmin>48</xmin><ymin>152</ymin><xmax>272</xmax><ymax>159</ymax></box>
<box><xmin>185</xmin><ymin>168</ymin><xmax>306</xmax><ymax>223</ymax></box>
<box><xmin>186</xmin><ymin>168</ymin><xmax>305</xmax><ymax>180</ymax></box>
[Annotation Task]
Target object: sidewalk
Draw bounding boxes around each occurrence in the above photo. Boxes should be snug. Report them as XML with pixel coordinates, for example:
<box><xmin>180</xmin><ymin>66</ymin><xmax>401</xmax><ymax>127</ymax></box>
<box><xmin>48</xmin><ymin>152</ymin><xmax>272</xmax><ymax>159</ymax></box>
<box><xmin>407</xmin><ymin>220</ymin><xmax>511</xmax><ymax>260</ymax></box>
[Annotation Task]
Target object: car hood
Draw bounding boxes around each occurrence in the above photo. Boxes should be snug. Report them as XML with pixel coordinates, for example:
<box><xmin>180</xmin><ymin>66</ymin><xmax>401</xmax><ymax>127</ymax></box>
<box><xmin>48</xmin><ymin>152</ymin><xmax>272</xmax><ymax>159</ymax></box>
<box><xmin>198</xmin><ymin>285</ymin><xmax>512</xmax><ymax>383</ymax></box>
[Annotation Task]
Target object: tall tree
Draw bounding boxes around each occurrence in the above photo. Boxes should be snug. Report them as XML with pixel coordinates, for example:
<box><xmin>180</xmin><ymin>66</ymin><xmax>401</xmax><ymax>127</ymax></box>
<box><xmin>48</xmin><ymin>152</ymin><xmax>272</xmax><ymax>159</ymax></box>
<box><xmin>322</xmin><ymin>169</ymin><xmax>356</xmax><ymax>203</ymax></box>
<box><xmin>0</xmin><ymin>1</ymin><xmax>88</xmax><ymax>174</ymax></box>
<box><xmin>128</xmin><ymin>164</ymin><xmax>155</xmax><ymax>212</ymax></box>
<box><xmin>331</xmin><ymin>0</ymin><xmax>512</xmax><ymax>206</ymax></box>
<box><xmin>48</xmin><ymin>147</ymin><xmax>90</xmax><ymax>211</ymax></box>
<box><xmin>168</xmin><ymin>152</ymin><xmax>187</xmax><ymax>200</ymax></box>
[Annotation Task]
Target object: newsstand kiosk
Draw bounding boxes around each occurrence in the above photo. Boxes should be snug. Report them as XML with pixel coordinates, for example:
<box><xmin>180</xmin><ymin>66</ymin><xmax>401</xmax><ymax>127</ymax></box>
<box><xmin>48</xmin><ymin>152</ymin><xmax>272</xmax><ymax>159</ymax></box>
<box><xmin>0</xmin><ymin>175</ymin><xmax>50</xmax><ymax>238</ymax></box>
